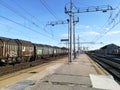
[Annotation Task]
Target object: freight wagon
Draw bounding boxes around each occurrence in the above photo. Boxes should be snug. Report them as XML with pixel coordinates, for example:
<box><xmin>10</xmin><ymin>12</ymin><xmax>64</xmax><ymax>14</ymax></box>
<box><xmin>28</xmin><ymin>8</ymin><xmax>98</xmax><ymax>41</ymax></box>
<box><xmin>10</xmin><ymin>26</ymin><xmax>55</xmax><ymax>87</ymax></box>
<box><xmin>0</xmin><ymin>37</ymin><xmax>68</xmax><ymax>66</ymax></box>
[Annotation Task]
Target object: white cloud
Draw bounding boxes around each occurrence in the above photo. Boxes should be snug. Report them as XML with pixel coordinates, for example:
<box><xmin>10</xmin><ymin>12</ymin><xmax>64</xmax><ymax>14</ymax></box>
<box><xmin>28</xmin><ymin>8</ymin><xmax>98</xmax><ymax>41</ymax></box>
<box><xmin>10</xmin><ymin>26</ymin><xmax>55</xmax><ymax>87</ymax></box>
<box><xmin>104</xmin><ymin>28</ymin><xmax>109</xmax><ymax>31</ymax></box>
<box><xmin>86</xmin><ymin>31</ymin><xmax>100</xmax><ymax>35</ymax></box>
<box><xmin>62</xmin><ymin>33</ymin><xmax>83</xmax><ymax>37</ymax></box>
<box><xmin>62</xmin><ymin>34</ymin><xmax>68</xmax><ymax>37</ymax></box>
<box><xmin>107</xmin><ymin>30</ymin><xmax>120</xmax><ymax>35</ymax></box>
<box><xmin>79</xmin><ymin>31</ymin><xmax>100</xmax><ymax>36</ymax></box>
<box><xmin>86</xmin><ymin>25</ymin><xmax>90</xmax><ymax>29</ymax></box>
<box><xmin>76</xmin><ymin>24</ymin><xmax>91</xmax><ymax>30</ymax></box>
<box><xmin>62</xmin><ymin>31</ymin><xmax>100</xmax><ymax>38</ymax></box>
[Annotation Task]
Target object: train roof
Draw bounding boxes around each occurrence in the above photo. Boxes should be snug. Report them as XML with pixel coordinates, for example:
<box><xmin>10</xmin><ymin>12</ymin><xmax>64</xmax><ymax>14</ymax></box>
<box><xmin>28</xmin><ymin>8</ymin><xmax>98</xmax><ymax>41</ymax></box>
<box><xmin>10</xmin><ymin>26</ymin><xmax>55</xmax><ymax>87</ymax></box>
<box><xmin>0</xmin><ymin>36</ymin><xmax>67</xmax><ymax>49</ymax></box>
<box><xmin>14</xmin><ymin>39</ymin><xmax>33</xmax><ymax>46</ymax></box>
<box><xmin>33</xmin><ymin>43</ymin><xmax>44</xmax><ymax>46</ymax></box>
<box><xmin>0</xmin><ymin>36</ymin><xmax>17</xmax><ymax>45</ymax></box>
<box><xmin>33</xmin><ymin>43</ymin><xmax>54</xmax><ymax>48</ymax></box>
<box><xmin>61</xmin><ymin>47</ymin><xmax>68</xmax><ymax>49</ymax></box>
<box><xmin>0</xmin><ymin>36</ymin><xmax>10</xmax><ymax>40</ymax></box>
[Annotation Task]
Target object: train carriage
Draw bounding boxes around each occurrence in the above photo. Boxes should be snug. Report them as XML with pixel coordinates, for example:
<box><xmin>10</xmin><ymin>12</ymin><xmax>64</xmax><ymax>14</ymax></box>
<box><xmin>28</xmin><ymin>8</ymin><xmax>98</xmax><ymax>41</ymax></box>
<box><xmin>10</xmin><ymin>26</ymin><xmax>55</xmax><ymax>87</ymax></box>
<box><xmin>42</xmin><ymin>45</ymin><xmax>49</xmax><ymax>58</ymax></box>
<box><xmin>48</xmin><ymin>45</ymin><xmax>54</xmax><ymax>57</ymax></box>
<box><xmin>0</xmin><ymin>39</ymin><xmax>4</xmax><ymax>61</ymax></box>
<box><xmin>34</xmin><ymin>44</ymin><xmax>54</xmax><ymax>59</ymax></box>
<box><xmin>53</xmin><ymin>46</ymin><xmax>57</xmax><ymax>57</ymax></box>
<box><xmin>33</xmin><ymin>44</ymin><xmax>43</xmax><ymax>60</ymax></box>
<box><xmin>57</xmin><ymin>47</ymin><xmax>62</xmax><ymax>55</ymax></box>
<box><xmin>15</xmin><ymin>39</ymin><xmax>34</xmax><ymax>62</ymax></box>
<box><xmin>61</xmin><ymin>47</ymin><xmax>68</xmax><ymax>55</ymax></box>
<box><xmin>0</xmin><ymin>37</ymin><xmax>18</xmax><ymax>64</ymax></box>
<box><xmin>0</xmin><ymin>36</ymin><xmax>68</xmax><ymax>66</ymax></box>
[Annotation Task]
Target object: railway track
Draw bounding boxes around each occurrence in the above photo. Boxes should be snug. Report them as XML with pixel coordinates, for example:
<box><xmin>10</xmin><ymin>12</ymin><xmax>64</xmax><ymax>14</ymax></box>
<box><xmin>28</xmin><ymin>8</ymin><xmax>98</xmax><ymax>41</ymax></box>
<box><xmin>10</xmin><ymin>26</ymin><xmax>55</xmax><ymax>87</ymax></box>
<box><xmin>0</xmin><ymin>56</ymin><xmax>67</xmax><ymax>89</ymax></box>
<box><xmin>0</xmin><ymin>56</ymin><xmax>67</xmax><ymax>77</ymax></box>
<box><xmin>87</xmin><ymin>53</ymin><xmax>120</xmax><ymax>83</ymax></box>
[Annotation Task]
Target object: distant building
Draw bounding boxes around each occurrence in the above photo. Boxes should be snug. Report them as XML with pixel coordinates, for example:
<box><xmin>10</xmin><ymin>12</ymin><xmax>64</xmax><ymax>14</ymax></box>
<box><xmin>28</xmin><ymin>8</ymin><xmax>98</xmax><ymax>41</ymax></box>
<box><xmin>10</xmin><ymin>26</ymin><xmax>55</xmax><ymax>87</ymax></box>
<box><xmin>95</xmin><ymin>44</ymin><xmax>120</xmax><ymax>55</ymax></box>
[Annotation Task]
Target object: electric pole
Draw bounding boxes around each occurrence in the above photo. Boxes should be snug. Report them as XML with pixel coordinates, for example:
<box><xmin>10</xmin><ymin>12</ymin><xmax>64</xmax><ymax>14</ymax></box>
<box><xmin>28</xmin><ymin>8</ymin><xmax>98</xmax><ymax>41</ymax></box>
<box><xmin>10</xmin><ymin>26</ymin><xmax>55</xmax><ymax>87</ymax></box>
<box><xmin>73</xmin><ymin>15</ymin><xmax>79</xmax><ymax>59</ymax></box>
<box><xmin>69</xmin><ymin>0</ymin><xmax>72</xmax><ymax>62</ymax></box>
<box><xmin>65</xmin><ymin>0</ymin><xmax>114</xmax><ymax>62</ymax></box>
<box><xmin>65</xmin><ymin>0</ymin><xmax>73</xmax><ymax>62</ymax></box>
<box><xmin>46</xmin><ymin>19</ymin><xmax>70</xmax><ymax>63</ymax></box>
<box><xmin>77</xmin><ymin>35</ymin><xmax>80</xmax><ymax>56</ymax></box>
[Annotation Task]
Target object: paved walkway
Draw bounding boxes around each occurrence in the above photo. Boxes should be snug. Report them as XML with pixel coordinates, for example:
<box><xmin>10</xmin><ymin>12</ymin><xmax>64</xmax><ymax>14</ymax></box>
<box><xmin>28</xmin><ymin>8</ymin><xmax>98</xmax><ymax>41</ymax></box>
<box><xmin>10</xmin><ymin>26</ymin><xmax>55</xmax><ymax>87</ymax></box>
<box><xmin>2</xmin><ymin>54</ymin><xmax>120</xmax><ymax>90</ymax></box>
<box><xmin>25</xmin><ymin>54</ymin><xmax>120</xmax><ymax>90</ymax></box>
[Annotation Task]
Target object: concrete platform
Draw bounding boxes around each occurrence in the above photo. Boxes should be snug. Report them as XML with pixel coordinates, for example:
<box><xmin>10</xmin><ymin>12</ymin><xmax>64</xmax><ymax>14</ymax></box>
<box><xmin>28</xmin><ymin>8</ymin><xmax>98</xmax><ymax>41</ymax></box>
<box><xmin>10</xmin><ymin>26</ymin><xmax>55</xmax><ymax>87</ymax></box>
<box><xmin>25</xmin><ymin>54</ymin><xmax>120</xmax><ymax>90</ymax></box>
<box><xmin>2</xmin><ymin>54</ymin><xmax>120</xmax><ymax>90</ymax></box>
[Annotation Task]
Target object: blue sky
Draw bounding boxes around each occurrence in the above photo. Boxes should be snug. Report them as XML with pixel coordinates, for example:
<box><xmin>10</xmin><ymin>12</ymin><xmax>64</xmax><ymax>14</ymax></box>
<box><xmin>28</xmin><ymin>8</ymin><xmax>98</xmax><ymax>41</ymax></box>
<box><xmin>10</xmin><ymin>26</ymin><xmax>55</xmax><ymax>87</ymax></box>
<box><xmin>0</xmin><ymin>0</ymin><xmax>120</xmax><ymax>50</ymax></box>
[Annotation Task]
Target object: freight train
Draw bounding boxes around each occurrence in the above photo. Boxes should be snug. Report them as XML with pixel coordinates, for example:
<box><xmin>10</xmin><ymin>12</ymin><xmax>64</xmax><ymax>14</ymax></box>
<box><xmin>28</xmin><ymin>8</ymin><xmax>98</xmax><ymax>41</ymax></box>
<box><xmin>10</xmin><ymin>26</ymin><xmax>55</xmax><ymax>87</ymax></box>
<box><xmin>0</xmin><ymin>37</ymin><xmax>68</xmax><ymax>65</ymax></box>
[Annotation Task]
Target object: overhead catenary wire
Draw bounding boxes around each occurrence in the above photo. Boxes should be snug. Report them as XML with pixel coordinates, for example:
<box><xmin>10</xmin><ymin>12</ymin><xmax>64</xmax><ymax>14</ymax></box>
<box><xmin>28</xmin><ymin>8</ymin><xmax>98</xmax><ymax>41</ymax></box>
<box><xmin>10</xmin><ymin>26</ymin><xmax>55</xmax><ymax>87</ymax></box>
<box><xmin>0</xmin><ymin>0</ymin><xmax>40</xmax><ymax>28</ymax></box>
<box><xmin>0</xmin><ymin>0</ymin><xmax>52</xmax><ymax>35</ymax></box>
<box><xmin>92</xmin><ymin>7</ymin><xmax>120</xmax><ymax>42</ymax></box>
<box><xmin>91</xmin><ymin>2</ymin><xmax>120</xmax><ymax>43</ymax></box>
<box><xmin>0</xmin><ymin>15</ymin><xmax>53</xmax><ymax>39</ymax></box>
<box><xmin>12</xmin><ymin>0</ymin><xmax>47</xmax><ymax>28</ymax></box>
<box><xmin>0</xmin><ymin>22</ymin><xmax>36</xmax><ymax>40</ymax></box>
<box><xmin>39</xmin><ymin>0</ymin><xmax>68</xmax><ymax>39</ymax></box>
<box><xmin>0</xmin><ymin>0</ymin><xmax>62</xmax><ymax>44</ymax></box>
<box><xmin>12</xmin><ymin>0</ymin><xmax>35</xmax><ymax>18</ymax></box>
<box><xmin>39</xmin><ymin>0</ymin><xmax>61</xmax><ymax>20</ymax></box>
<box><xmin>91</xmin><ymin>11</ymin><xmax>113</xmax><ymax>42</ymax></box>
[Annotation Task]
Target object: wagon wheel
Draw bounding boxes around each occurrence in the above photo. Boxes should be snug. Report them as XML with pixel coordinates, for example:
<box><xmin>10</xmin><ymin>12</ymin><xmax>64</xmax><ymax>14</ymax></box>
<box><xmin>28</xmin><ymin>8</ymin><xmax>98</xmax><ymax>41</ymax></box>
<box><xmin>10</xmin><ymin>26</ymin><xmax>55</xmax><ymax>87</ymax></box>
<box><xmin>16</xmin><ymin>57</ymin><xmax>22</xmax><ymax>63</ymax></box>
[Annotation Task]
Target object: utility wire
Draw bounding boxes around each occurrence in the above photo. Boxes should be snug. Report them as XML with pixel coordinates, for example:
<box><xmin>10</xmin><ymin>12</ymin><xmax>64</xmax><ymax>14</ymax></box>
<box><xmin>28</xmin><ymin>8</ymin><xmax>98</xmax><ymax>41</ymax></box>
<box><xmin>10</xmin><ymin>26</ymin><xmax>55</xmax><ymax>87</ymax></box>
<box><xmin>0</xmin><ymin>0</ymin><xmax>53</xmax><ymax>36</ymax></box>
<box><xmin>91</xmin><ymin>2</ymin><xmax>120</xmax><ymax>42</ymax></box>
<box><xmin>14</xmin><ymin>0</ymin><xmax>52</xmax><ymax>35</ymax></box>
<box><xmin>91</xmin><ymin>12</ymin><xmax>113</xmax><ymax>42</ymax></box>
<box><xmin>0</xmin><ymin>22</ymin><xmax>36</xmax><ymax>39</ymax></box>
<box><xmin>12</xmin><ymin>0</ymin><xmax>35</xmax><ymax>18</ymax></box>
<box><xmin>39</xmin><ymin>0</ymin><xmax>60</xmax><ymax>20</ymax></box>
<box><xmin>39</xmin><ymin>0</ymin><xmax>67</xmax><ymax>39</ymax></box>
<box><xmin>0</xmin><ymin>15</ymin><xmax>52</xmax><ymax>39</ymax></box>
<box><xmin>12</xmin><ymin>0</ymin><xmax>46</xmax><ymax>26</ymax></box>
<box><xmin>0</xmin><ymin>0</ymin><xmax>39</xmax><ymax>27</ymax></box>
<box><xmin>93</xmin><ymin>7</ymin><xmax>120</xmax><ymax>42</ymax></box>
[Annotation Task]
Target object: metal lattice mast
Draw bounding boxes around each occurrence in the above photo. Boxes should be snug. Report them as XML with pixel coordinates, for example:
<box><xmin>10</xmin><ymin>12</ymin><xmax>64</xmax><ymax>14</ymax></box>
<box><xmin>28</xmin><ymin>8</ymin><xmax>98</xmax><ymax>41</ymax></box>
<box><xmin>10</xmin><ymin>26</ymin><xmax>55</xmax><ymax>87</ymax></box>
<box><xmin>46</xmin><ymin>19</ymin><xmax>70</xmax><ymax>63</ymax></box>
<box><xmin>65</xmin><ymin>0</ymin><xmax>114</xmax><ymax>62</ymax></box>
<box><xmin>73</xmin><ymin>15</ymin><xmax>79</xmax><ymax>59</ymax></box>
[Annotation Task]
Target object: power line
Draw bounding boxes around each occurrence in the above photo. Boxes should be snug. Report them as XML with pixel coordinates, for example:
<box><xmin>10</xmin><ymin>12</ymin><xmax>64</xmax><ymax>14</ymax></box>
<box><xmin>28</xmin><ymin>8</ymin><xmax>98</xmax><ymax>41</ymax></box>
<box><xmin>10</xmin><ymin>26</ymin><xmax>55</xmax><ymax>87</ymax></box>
<box><xmin>91</xmin><ymin>11</ymin><xmax>113</xmax><ymax>42</ymax></box>
<box><xmin>91</xmin><ymin>2</ymin><xmax>120</xmax><ymax>42</ymax></box>
<box><xmin>0</xmin><ymin>15</ymin><xmax>52</xmax><ymax>39</ymax></box>
<box><xmin>0</xmin><ymin>0</ymin><xmax>54</xmax><ymax>36</ymax></box>
<box><xmin>0</xmin><ymin>0</ymin><xmax>39</xmax><ymax>27</ymax></box>
<box><xmin>39</xmin><ymin>0</ymin><xmax>60</xmax><ymax>20</ymax></box>
<box><xmin>12</xmin><ymin>0</ymin><xmax>35</xmax><ymax>18</ymax></box>
<box><xmin>93</xmin><ymin>7</ymin><xmax>120</xmax><ymax>42</ymax></box>
<box><xmin>39</xmin><ymin>0</ymin><xmax>69</xmax><ymax>40</ymax></box>
<box><xmin>12</xmin><ymin>0</ymin><xmax>46</xmax><ymax>26</ymax></box>
<box><xmin>0</xmin><ymin>22</ymin><xmax>36</xmax><ymax>40</ymax></box>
